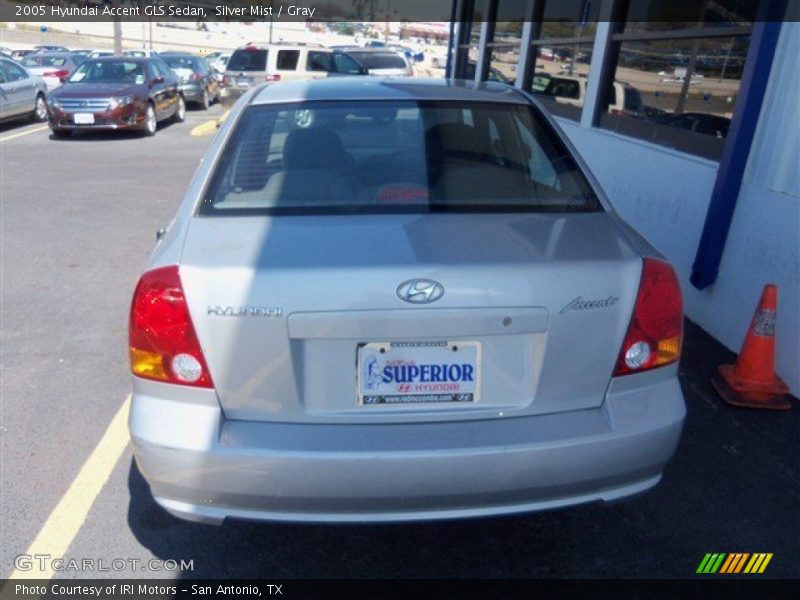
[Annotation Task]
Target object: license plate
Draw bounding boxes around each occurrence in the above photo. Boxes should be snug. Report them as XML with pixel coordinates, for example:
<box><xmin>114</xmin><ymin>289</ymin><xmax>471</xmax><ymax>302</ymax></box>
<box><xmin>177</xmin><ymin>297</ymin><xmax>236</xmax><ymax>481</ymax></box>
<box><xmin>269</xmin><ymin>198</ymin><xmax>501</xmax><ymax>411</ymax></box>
<box><xmin>357</xmin><ymin>341</ymin><xmax>481</xmax><ymax>405</ymax></box>
<box><xmin>73</xmin><ymin>113</ymin><xmax>95</xmax><ymax>125</ymax></box>
<box><xmin>236</xmin><ymin>77</ymin><xmax>252</xmax><ymax>87</ymax></box>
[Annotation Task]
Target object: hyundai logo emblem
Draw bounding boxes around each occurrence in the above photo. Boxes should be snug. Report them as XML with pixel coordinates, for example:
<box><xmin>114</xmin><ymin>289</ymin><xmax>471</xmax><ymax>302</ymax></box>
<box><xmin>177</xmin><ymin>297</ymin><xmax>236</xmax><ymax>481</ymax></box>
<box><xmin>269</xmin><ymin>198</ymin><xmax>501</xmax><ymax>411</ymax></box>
<box><xmin>396</xmin><ymin>279</ymin><xmax>444</xmax><ymax>304</ymax></box>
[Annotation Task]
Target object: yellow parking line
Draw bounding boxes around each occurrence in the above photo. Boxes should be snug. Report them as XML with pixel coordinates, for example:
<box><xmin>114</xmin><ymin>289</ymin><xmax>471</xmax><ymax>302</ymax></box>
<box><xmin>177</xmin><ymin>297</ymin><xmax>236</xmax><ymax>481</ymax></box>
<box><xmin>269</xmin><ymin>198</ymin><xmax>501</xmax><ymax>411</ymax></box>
<box><xmin>190</xmin><ymin>109</ymin><xmax>231</xmax><ymax>136</ymax></box>
<box><xmin>0</xmin><ymin>125</ymin><xmax>49</xmax><ymax>143</ymax></box>
<box><xmin>9</xmin><ymin>396</ymin><xmax>132</xmax><ymax>580</ymax></box>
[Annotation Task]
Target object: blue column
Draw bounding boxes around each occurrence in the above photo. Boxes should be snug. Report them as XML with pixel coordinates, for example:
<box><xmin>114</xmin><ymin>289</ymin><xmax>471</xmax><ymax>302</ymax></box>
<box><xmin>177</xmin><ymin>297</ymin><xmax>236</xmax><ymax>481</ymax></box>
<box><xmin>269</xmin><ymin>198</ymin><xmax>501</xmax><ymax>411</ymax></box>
<box><xmin>690</xmin><ymin>1</ymin><xmax>787</xmax><ymax>290</ymax></box>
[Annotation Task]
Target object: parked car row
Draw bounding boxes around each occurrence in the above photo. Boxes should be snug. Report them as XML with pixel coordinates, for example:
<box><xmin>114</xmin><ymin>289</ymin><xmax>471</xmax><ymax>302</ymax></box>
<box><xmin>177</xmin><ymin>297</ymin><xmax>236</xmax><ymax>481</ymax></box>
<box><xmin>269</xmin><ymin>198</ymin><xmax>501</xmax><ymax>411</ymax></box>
<box><xmin>2</xmin><ymin>40</ymin><xmax>428</xmax><ymax>132</ymax></box>
<box><xmin>0</xmin><ymin>43</ymin><xmax>233</xmax><ymax>137</ymax></box>
<box><xmin>218</xmin><ymin>43</ymin><xmax>421</xmax><ymax>107</ymax></box>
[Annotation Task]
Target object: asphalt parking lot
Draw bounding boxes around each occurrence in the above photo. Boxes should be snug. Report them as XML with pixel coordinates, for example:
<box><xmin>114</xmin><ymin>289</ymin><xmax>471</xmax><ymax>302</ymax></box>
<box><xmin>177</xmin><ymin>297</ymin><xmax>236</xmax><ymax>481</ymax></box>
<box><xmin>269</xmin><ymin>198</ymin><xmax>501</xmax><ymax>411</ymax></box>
<box><xmin>0</xmin><ymin>106</ymin><xmax>797</xmax><ymax>581</ymax></box>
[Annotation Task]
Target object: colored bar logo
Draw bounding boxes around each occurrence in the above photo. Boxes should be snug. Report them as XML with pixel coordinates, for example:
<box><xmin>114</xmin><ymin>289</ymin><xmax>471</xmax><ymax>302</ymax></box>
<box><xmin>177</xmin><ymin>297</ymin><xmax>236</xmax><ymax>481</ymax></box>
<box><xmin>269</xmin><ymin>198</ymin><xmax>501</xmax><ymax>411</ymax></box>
<box><xmin>697</xmin><ymin>553</ymin><xmax>773</xmax><ymax>574</ymax></box>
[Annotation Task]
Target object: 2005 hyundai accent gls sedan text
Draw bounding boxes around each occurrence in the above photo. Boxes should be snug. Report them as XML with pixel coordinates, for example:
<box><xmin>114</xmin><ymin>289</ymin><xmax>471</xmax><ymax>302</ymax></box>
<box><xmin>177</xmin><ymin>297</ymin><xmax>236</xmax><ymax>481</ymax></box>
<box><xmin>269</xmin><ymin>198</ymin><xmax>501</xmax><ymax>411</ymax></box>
<box><xmin>129</xmin><ymin>78</ymin><xmax>686</xmax><ymax>524</ymax></box>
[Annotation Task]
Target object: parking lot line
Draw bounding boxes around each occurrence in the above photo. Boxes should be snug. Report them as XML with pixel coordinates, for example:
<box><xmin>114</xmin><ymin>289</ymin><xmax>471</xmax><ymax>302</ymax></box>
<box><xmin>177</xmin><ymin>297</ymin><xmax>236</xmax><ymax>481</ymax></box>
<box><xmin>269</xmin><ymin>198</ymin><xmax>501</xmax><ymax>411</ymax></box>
<box><xmin>9</xmin><ymin>395</ymin><xmax>131</xmax><ymax>580</ymax></box>
<box><xmin>0</xmin><ymin>126</ymin><xmax>49</xmax><ymax>143</ymax></box>
<box><xmin>191</xmin><ymin>109</ymin><xmax>230</xmax><ymax>136</ymax></box>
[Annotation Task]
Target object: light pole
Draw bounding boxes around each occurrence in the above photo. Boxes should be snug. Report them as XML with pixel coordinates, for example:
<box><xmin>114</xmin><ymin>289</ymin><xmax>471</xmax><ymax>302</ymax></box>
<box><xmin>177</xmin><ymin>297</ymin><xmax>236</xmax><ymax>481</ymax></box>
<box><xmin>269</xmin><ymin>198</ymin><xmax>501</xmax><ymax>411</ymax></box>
<box><xmin>269</xmin><ymin>0</ymin><xmax>274</xmax><ymax>44</ymax></box>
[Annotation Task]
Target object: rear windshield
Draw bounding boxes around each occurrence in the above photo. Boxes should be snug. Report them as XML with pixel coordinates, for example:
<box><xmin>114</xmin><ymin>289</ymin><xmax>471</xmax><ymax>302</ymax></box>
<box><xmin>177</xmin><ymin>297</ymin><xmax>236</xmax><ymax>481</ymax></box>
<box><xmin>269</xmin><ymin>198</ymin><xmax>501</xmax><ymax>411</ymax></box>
<box><xmin>623</xmin><ymin>86</ymin><xmax>643</xmax><ymax>111</ymax></box>
<box><xmin>349</xmin><ymin>52</ymin><xmax>407</xmax><ymax>70</ymax></box>
<box><xmin>542</xmin><ymin>78</ymin><xmax>581</xmax><ymax>100</ymax></box>
<box><xmin>22</xmin><ymin>55</ymin><xmax>67</xmax><ymax>67</ymax></box>
<box><xmin>161</xmin><ymin>55</ymin><xmax>199</xmax><ymax>70</ymax></box>
<box><xmin>201</xmin><ymin>100</ymin><xmax>600</xmax><ymax>216</ymax></box>
<box><xmin>227</xmin><ymin>49</ymin><xmax>268</xmax><ymax>71</ymax></box>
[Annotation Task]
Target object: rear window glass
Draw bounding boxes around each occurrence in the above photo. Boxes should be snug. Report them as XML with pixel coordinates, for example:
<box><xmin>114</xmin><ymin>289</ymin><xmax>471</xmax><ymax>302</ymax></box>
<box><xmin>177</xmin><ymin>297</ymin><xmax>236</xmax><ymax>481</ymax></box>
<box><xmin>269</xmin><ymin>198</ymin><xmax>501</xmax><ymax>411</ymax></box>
<box><xmin>623</xmin><ymin>86</ymin><xmax>643</xmax><ymax>111</ymax></box>
<box><xmin>227</xmin><ymin>49</ymin><xmax>267</xmax><ymax>72</ymax></box>
<box><xmin>306</xmin><ymin>51</ymin><xmax>332</xmax><ymax>72</ymax></box>
<box><xmin>542</xmin><ymin>78</ymin><xmax>581</xmax><ymax>100</ymax></box>
<box><xmin>22</xmin><ymin>55</ymin><xmax>67</xmax><ymax>67</ymax></box>
<box><xmin>350</xmin><ymin>53</ymin><xmax>407</xmax><ymax>70</ymax></box>
<box><xmin>201</xmin><ymin>101</ymin><xmax>600</xmax><ymax>216</ymax></box>
<box><xmin>161</xmin><ymin>56</ymin><xmax>197</xmax><ymax>70</ymax></box>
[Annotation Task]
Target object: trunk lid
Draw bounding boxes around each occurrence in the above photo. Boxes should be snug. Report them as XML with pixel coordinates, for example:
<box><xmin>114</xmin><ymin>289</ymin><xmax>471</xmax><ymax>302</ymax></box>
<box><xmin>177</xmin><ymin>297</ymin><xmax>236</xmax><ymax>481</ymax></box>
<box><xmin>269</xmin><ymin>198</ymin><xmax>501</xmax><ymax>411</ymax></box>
<box><xmin>171</xmin><ymin>68</ymin><xmax>195</xmax><ymax>83</ymax></box>
<box><xmin>180</xmin><ymin>212</ymin><xmax>641</xmax><ymax>423</ymax></box>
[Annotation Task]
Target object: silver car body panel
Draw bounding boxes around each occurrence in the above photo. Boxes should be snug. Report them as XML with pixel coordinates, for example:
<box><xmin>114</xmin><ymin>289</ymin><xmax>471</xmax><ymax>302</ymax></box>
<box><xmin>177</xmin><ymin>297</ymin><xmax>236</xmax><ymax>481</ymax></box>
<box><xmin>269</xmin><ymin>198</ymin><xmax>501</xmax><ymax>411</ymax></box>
<box><xmin>131</xmin><ymin>370</ymin><xmax>684</xmax><ymax>524</ymax></box>
<box><xmin>131</xmin><ymin>78</ymin><xmax>685</xmax><ymax>522</ymax></box>
<box><xmin>0</xmin><ymin>58</ymin><xmax>47</xmax><ymax>120</ymax></box>
<box><xmin>179</xmin><ymin>212</ymin><xmax>641</xmax><ymax>423</ymax></box>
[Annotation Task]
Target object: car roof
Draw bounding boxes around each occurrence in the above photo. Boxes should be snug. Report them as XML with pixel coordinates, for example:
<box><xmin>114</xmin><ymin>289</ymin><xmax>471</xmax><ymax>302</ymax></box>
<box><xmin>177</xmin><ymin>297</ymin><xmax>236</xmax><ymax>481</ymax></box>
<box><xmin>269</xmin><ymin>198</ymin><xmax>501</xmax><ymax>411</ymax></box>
<box><xmin>235</xmin><ymin>43</ymin><xmax>325</xmax><ymax>50</ymax></box>
<box><xmin>250</xmin><ymin>77</ymin><xmax>527</xmax><ymax>106</ymax></box>
<box><xmin>347</xmin><ymin>48</ymin><xmax>404</xmax><ymax>54</ymax></box>
<box><xmin>88</xmin><ymin>56</ymin><xmax>148</xmax><ymax>63</ymax></box>
<box><xmin>28</xmin><ymin>51</ymin><xmax>75</xmax><ymax>57</ymax></box>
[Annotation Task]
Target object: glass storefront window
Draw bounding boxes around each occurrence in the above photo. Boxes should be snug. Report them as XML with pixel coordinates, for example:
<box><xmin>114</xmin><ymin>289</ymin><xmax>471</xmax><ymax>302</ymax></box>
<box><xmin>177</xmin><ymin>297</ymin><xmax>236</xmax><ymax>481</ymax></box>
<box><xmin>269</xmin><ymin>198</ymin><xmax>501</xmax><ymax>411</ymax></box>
<box><xmin>599</xmin><ymin>35</ymin><xmax>748</xmax><ymax>159</ymax></box>
<box><xmin>487</xmin><ymin>21</ymin><xmax>524</xmax><ymax>85</ymax></box>
<box><xmin>528</xmin><ymin>43</ymin><xmax>595</xmax><ymax>121</ymax></box>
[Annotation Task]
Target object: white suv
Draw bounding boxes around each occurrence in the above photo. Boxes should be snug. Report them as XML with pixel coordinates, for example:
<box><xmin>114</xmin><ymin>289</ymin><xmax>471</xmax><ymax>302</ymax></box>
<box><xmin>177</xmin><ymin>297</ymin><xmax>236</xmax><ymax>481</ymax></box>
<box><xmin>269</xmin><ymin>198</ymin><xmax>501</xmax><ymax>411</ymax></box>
<box><xmin>221</xmin><ymin>43</ymin><xmax>365</xmax><ymax>106</ymax></box>
<box><xmin>535</xmin><ymin>74</ymin><xmax>644</xmax><ymax>116</ymax></box>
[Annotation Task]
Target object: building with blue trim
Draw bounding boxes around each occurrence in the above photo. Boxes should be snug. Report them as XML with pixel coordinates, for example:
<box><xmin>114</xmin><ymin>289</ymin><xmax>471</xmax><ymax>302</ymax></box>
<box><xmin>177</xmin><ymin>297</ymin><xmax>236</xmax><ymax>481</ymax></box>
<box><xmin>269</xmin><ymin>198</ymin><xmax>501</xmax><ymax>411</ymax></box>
<box><xmin>447</xmin><ymin>0</ymin><xmax>799</xmax><ymax>395</ymax></box>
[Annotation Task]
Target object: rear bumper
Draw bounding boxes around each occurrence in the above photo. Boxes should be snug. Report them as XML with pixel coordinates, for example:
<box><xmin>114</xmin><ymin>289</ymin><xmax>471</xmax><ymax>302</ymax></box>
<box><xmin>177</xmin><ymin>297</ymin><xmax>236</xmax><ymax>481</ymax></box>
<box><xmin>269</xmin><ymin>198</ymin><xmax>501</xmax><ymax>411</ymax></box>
<box><xmin>179</xmin><ymin>82</ymin><xmax>204</xmax><ymax>101</ymax></box>
<box><xmin>130</xmin><ymin>376</ymin><xmax>685</xmax><ymax>524</ymax></box>
<box><xmin>219</xmin><ymin>87</ymin><xmax>247</xmax><ymax>109</ymax></box>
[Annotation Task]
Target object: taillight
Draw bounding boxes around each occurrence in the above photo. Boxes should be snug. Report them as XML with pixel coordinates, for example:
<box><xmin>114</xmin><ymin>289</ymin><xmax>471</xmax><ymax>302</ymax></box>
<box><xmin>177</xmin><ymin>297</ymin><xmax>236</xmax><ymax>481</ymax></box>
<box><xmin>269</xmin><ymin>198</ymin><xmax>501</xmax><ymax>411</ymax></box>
<box><xmin>613</xmin><ymin>258</ymin><xmax>683</xmax><ymax>376</ymax></box>
<box><xmin>265</xmin><ymin>73</ymin><xmax>281</xmax><ymax>82</ymax></box>
<box><xmin>44</xmin><ymin>69</ymin><xmax>70</xmax><ymax>78</ymax></box>
<box><xmin>129</xmin><ymin>265</ymin><xmax>213</xmax><ymax>388</ymax></box>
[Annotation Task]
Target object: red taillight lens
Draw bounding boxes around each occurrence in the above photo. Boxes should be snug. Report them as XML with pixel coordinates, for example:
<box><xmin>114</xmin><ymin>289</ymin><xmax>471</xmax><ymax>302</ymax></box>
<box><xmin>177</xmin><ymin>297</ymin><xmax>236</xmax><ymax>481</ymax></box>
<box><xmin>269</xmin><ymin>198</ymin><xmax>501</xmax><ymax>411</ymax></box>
<box><xmin>265</xmin><ymin>73</ymin><xmax>281</xmax><ymax>82</ymax></box>
<box><xmin>44</xmin><ymin>69</ymin><xmax>70</xmax><ymax>78</ymax></box>
<box><xmin>129</xmin><ymin>265</ymin><xmax>213</xmax><ymax>388</ymax></box>
<box><xmin>613</xmin><ymin>258</ymin><xmax>683</xmax><ymax>376</ymax></box>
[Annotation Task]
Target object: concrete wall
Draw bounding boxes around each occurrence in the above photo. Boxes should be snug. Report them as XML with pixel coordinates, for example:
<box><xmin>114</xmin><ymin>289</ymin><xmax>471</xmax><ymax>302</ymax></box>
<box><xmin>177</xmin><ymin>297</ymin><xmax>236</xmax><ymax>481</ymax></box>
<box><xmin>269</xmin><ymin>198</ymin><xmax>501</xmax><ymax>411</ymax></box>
<box><xmin>556</xmin><ymin>22</ymin><xmax>800</xmax><ymax>396</ymax></box>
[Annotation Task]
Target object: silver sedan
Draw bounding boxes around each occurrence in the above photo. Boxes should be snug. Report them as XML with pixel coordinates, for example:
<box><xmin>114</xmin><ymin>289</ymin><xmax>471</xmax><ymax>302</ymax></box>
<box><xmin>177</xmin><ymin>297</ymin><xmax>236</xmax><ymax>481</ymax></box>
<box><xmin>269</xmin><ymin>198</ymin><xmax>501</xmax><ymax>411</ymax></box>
<box><xmin>0</xmin><ymin>57</ymin><xmax>48</xmax><ymax>123</ymax></box>
<box><xmin>129</xmin><ymin>78</ymin><xmax>686</xmax><ymax>524</ymax></box>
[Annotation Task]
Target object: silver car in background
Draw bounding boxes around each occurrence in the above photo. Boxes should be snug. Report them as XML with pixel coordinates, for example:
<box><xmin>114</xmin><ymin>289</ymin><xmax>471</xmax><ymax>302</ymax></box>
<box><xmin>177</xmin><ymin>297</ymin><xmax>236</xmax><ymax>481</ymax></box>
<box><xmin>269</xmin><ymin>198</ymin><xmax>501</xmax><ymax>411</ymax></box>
<box><xmin>345</xmin><ymin>48</ymin><xmax>415</xmax><ymax>76</ymax></box>
<box><xmin>19</xmin><ymin>52</ymin><xmax>81</xmax><ymax>92</ymax></box>
<box><xmin>0</xmin><ymin>57</ymin><xmax>48</xmax><ymax>123</ymax></box>
<box><xmin>129</xmin><ymin>78</ymin><xmax>686</xmax><ymax>524</ymax></box>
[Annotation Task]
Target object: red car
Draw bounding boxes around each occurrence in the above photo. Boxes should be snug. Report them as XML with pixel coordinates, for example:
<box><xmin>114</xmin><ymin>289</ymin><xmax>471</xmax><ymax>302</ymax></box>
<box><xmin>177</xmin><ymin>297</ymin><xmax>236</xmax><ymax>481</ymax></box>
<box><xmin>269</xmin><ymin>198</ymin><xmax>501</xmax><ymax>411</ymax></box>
<box><xmin>47</xmin><ymin>57</ymin><xmax>185</xmax><ymax>137</ymax></box>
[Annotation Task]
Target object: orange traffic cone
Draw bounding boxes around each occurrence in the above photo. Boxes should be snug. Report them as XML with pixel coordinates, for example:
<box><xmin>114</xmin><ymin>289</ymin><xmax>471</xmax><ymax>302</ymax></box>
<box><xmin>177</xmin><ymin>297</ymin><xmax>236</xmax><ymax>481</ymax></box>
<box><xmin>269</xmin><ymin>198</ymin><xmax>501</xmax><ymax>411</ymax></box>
<box><xmin>712</xmin><ymin>284</ymin><xmax>791</xmax><ymax>410</ymax></box>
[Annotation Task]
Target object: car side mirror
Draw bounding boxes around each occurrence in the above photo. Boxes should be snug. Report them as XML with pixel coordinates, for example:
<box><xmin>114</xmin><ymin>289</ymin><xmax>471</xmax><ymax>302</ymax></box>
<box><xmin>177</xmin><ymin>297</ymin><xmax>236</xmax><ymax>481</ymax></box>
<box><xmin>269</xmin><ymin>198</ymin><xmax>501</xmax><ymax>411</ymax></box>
<box><xmin>359</xmin><ymin>67</ymin><xmax>369</xmax><ymax>76</ymax></box>
<box><xmin>59</xmin><ymin>76</ymin><xmax>68</xmax><ymax>84</ymax></box>
<box><xmin>151</xmin><ymin>76</ymin><xmax>165</xmax><ymax>85</ymax></box>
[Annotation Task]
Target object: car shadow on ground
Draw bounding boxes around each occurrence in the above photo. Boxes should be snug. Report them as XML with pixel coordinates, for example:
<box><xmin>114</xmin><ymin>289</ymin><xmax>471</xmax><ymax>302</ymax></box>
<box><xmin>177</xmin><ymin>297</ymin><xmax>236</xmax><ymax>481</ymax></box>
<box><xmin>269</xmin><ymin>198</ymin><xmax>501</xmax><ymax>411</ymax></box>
<box><xmin>0</xmin><ymin>118</ymin><xmax>41</xmax><ymax>134</ymax></box>
<box><xmin>126</xmin><ymin>321</ymin><xmax>798</xmax><ymax>579</ymax></box>
<box><xmin>47</xmin><ymin>119</ymin><xmax>182</xmax><ymax>142</ymax></box>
